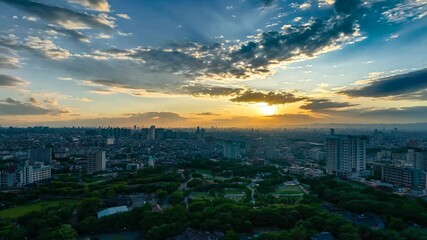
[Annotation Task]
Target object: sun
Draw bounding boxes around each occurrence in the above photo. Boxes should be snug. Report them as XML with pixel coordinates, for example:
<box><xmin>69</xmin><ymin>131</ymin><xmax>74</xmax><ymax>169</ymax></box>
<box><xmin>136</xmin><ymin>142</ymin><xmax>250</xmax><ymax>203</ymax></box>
<box><xmin>257</xmin><ymin>103</ymin><xmax>277</xmax><ymax>116</ymax></box>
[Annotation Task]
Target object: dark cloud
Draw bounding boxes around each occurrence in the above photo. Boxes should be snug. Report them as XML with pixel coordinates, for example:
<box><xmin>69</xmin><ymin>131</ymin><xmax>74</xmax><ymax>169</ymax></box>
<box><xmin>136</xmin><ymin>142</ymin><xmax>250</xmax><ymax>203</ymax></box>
<box><xmin>182</xmin><ymin>84</ymin><xmax>243</xmax><ymax>97</ymax></box>
<box><xmin>0</xmin><ymin>0</ymin><xmax>115</xmax><ymax>30</ymax></box>
<box><xmin>0</xmin><ymin>97</ymin><xmax>71</xmax><ymax>116</ymax></box>
<box><xmin>301</xmin><ymin>99</ymin><xmax>358</xmax><ymax>110</ymax></box>
<box><xmin>0</xmin><ymin>98</ymin><xmax>51</xmax><ymax>115</ymax></box>
<box><xmin>129</xmin><ymin>48</ymin><xmax>204</xmax><ymax>75</ymax></box>
<box><xmin>230</xmin><ymin>90</ymin><xmax>306</xmax><ymax>105</ymax></box>
<box><xmin>340</xmin><ymin>68</ymin><xmax>427</xmax><ymax>98</ymax></box>
<box><xmin>193</xmin><ymin>112</ymin><xmax>220</xmax><ymax>116</ymax></box>
<box><xmin>0</xmin><ymin>74</ymin><xmax>28</xmax><ymax>86</ymax></box>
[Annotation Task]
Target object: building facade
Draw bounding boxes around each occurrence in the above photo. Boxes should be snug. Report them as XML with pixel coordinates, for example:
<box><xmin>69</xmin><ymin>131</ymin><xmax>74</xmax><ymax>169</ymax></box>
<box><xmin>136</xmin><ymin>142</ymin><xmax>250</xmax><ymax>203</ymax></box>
<box><xmin>326</xmin><ymin>132</ymin><xmax>367</xmax><ymax>177</ymax></box>
<box><xmin>87</xmin><ymin>151</ymin><xmax>106</xmax><ymax>173</ymax></box>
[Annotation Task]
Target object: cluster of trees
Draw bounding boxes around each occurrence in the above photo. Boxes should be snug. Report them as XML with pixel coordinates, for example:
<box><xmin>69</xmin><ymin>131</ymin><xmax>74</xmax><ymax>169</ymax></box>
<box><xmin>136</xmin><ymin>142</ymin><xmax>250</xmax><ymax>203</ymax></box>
<box><xmin>1</xmin><ymin>203</ymin><xmax>77</xmax><ymax>239</ymax></box>
<box><xmin>301</xmin><ymin>176</ymin><xmax>427</xmax><ymax>239</ymax></box>
<box><xmin>73</xmin><ymin>198</ymin><xmax>368</xmax><ymax>240</ymax></box>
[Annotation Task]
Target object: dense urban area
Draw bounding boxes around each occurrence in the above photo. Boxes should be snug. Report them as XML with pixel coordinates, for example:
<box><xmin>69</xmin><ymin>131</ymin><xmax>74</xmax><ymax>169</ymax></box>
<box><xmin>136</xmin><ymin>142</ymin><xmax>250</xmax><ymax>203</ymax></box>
<box><xmin>0</xmin><ymin>126</ymin><xmax>427</xmax><ymax>240</ymax></box>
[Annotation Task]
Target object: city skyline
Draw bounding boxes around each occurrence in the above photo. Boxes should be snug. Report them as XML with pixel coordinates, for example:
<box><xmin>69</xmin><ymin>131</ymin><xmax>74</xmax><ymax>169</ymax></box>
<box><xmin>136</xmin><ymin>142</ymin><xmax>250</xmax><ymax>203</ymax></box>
<box><xmin>0</xmin><ymin>0</ymin><xmax>426</xmax><ymax>127</ymax></box>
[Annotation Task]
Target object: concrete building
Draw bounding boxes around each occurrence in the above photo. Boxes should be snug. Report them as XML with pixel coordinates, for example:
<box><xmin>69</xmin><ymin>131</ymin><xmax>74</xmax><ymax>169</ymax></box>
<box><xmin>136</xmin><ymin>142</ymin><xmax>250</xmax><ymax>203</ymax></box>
<box><xmin>21</xmin><ymin>162</ymin><xmax>51</xmax><ymax>185</ymax></box>
<box><xmin>87</xmin><ymin>151</ymin><xmax>106</xmax><ymax>173</ymax></box>
<box><xmin>149</xmin><ymin>125</ymin><xmax>156</xmax><ymax>141</ymax></box>
<box><xmin>326</xmin><ymin>130</ymin><xmax>367</xmax><ymax>177</ymax></box>
<box><xmin>289</xmin><ymin>166</ymin><xmax>306</xmax><ymax>175</ymax></box>
<box><xmin>378</xmin><ymin>164</ymin><xmax>427</xmax><ymax>189</ymax></box>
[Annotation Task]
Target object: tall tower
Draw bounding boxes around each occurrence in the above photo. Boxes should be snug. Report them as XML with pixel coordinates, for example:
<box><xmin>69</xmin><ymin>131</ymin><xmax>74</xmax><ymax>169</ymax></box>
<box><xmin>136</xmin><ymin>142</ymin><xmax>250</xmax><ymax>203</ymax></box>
<box><xmin>149</xmin><ymin>125</ymin><xmax>156</xmax><ymax>141</ymax></box>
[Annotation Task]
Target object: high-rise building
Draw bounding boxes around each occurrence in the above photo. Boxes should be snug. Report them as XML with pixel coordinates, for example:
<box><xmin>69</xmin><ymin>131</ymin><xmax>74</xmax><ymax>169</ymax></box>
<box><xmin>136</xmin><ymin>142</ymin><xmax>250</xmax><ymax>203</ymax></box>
<box><xmin>414</xmin><ymin>151</ymin><xmax>427</xmax><ymax>171</ymax></box>
<box><xmin>28</xmin><ymin>147</ymin><xmax>52</xmax><ymax>164</ymax></box>
<box><xmin>223</xmin><ymin>141</ymin><xmax>241</xmax><ymax>159</ymax></box>
<box><xmin>87</xmin><ymin>151</ymin><xmax>106</xmax><ymax>174</ymax></box>
<box><xmin>326</xmin><ymin>131</ymin><xmax>367</xmax><ymax>177</ymax></box>
<box><xmin>149</xmin><ymin>125</ymin><xmax>156</xmax><ymax>141</ymax></box>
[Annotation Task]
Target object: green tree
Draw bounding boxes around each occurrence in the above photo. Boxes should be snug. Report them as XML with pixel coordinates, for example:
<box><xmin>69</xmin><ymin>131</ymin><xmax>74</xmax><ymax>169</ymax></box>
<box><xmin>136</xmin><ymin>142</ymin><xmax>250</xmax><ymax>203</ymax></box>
<box><xmin>169</xmin><ymin>191</ymin><xmax>185</xmax><ymax>205</ymax></box>
<box><xmin>46</xmin><ymin>224</ymin><xmax>77</xmax><ymax>240</ymax></box>
<box><xmin>224</xmin><ymin>230</ymin><xmax>239</xmax><ymax>240</ymax></box>
<box><xmin>155</xmin><ymin>189</ymin><xmax>168</xmax><ymax>200</ymax></box>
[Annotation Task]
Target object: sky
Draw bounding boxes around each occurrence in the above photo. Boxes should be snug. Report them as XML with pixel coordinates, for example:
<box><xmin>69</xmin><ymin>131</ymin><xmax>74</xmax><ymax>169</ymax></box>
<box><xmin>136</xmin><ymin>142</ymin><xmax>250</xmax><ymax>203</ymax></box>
<box><xmin>0</xmin><ymin>0</ymin><xmax>426</xmax><ymax>128</ymax></box>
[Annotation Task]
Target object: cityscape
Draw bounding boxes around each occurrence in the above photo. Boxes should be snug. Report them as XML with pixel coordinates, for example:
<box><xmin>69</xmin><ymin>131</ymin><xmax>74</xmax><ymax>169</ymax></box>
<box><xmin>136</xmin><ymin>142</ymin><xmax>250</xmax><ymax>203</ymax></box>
<box><xmin>0</xmin><ymin>0</ymin><xmax>427</xmax><ymax>239</ymax></box>
<box><xmin>0</xmin><ymin>126</ymin><xmax>427</xmax><ymax>239</ymax></box>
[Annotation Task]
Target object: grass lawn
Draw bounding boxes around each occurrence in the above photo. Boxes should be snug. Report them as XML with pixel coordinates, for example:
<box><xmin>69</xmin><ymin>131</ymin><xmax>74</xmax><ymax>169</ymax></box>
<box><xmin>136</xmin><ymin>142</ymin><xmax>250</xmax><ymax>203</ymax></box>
<box><xmin>275</xmin><ymin>185</ymin><xmax>303</xmax><ymax>194</ymax></box>
<box><xmin>0</xmin><ymin>199</ymin><xmax>80</xmax><ymax>219</ymax></box>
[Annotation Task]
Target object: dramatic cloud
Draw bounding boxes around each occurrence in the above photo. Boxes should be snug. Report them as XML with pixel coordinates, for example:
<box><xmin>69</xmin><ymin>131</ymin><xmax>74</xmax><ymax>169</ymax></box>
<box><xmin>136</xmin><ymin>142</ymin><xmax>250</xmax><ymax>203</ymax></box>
<box><xmin>85</xmin><ymin>0</ymin><xmax>365</xmax><ymax>81</ymax></box>
<box><xmin>300</xmin><ymin>99</ymin><xmax>358</xmax><ymax>110</ymax></box>
<box><xmin>340</xmin><ymin>68</ymin><xmax>427</xmax><ymax>98</ymax></box>
<box><xmin>0</xmin><ymin>74</ymin><xmax>28</xmax><ymax>87</ymax></box>
<box><xmin>230</xmin><ymin>90</ymin><xmax>306</xmax><ymax>105</ymax></box>
<box><xmin>0</xmin><ymin>0</ymin><xmax>115</xmax><ymax>30</ymax></box>
<box><xmin>67</xmin><ymin>0</ymin><xmax>110</xmax><ymax>12</ymax></box>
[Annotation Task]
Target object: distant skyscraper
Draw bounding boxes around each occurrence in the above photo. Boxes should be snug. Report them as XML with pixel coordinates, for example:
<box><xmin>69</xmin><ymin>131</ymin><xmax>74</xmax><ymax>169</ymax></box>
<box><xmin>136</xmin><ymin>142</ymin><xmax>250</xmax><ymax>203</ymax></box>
<box><xmin>28</xmin><ymin>148</ymin><xmax>52</xmax><ymax>164</ymax></box>
<box><xmin>223</xmin><ymin>141</ymin><xmax>241</xmax><ymax>159</ymax></box>
<box><xmin>326</xmin><ymin>132</ymin><xmax>367</xmax><ymax>177</ymax></box>
<box><xmin>87</xmin><ymin>151</ymin><xmax>106</xmax><ymax>174</ymax></box>
<box><xmin>149</xmin><ymin>125</ymin><xmax>156</xmax><ymax>141</ymax></box>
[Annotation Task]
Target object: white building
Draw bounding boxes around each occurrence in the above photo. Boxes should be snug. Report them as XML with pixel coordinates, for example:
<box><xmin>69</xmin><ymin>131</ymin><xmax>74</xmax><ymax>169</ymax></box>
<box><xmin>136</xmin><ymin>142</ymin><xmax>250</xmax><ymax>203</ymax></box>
<box><xmin>21</xmin><ymin>162</ymin><xmax>51</xmax><ymax>185</ymax></box>
<box><xmin>326</xmin><ymin>130</ymin><xmax>368</xmax><ymax>177</ymax></box>
<box><xmin>87</xmin><ymin>151</ymin><xmax>106</xmax><ymax>174</ymax></box>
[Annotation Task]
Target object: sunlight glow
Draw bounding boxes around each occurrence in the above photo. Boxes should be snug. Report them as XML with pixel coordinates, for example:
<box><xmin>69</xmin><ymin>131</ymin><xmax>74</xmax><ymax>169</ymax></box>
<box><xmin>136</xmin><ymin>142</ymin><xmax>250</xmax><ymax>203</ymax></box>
<box><xmin>257</xmin><ymin>103</ymin><xmax>277</xmax><ymax>116</ymax></box>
